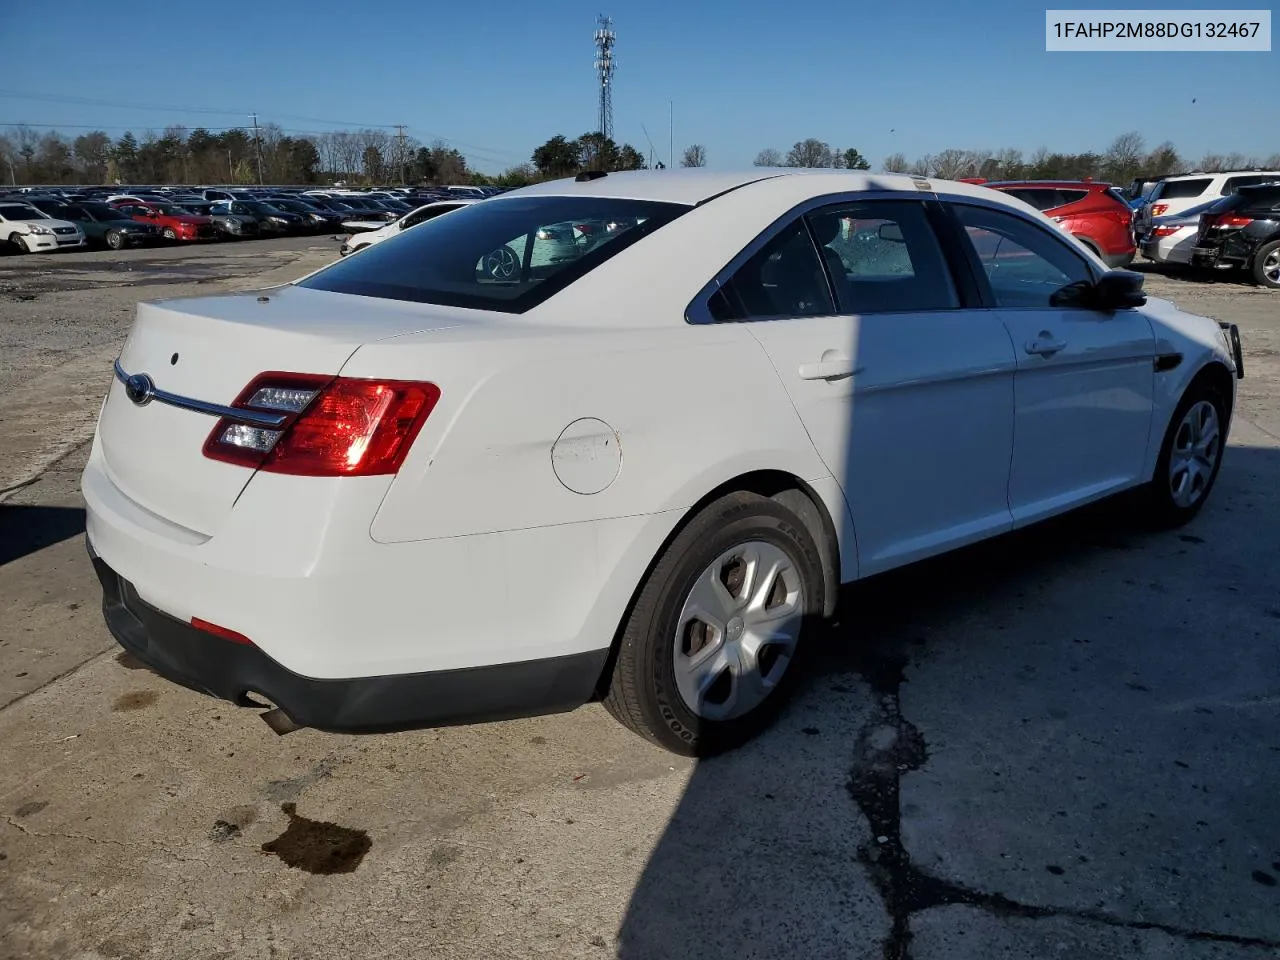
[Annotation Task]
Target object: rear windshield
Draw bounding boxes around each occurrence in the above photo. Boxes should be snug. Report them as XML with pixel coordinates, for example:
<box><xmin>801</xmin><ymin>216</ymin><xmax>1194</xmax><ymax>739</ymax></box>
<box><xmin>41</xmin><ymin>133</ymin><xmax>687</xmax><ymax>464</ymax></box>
<box><xmin>298</xmin><ymin>196</ymin><xmax>689</xmax><ymax>313</ymax></box>
<box><xmin>1153</xmin><ymin>178</ymin><xmax>1211</xmax><ymax>201</ymax></box>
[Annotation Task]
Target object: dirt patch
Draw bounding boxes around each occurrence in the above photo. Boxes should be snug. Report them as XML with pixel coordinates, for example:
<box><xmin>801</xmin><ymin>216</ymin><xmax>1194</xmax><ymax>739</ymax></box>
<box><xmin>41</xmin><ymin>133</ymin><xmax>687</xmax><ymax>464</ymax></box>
<box><xmin>112</xmin><ymin>690</ymin><xmax>158</xmax><ymax>712</ymax></box>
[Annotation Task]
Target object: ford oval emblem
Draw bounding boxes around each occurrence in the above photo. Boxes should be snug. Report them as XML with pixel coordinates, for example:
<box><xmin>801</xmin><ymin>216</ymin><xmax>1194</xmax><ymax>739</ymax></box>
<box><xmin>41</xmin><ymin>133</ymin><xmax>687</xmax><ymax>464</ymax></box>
<box><xmin>124</xmin><ymin>373</ymin><xmax>156</xmax><ymax>406</ymax></box>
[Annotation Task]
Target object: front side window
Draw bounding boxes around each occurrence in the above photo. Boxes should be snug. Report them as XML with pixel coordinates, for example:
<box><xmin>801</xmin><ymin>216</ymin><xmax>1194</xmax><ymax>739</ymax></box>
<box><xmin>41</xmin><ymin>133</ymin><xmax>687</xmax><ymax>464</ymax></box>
<box><xmin>298</xmin><ymin>196</ymin><xmax>688</xmax><ymax>314</ymax></box>
<box><xmin>0</xmin><ymin>205</ymin><xmax>47</xmax><ymax>221</ymax></box>
<box><xmin>954</xmin><ymin>204</ymin><xmax>1094</xmax><ymax>309</ymax></box>
<box><xmin>808</xmin><ymin>200</ymin><xmax>958</xmax><ymax>313</ymax></box>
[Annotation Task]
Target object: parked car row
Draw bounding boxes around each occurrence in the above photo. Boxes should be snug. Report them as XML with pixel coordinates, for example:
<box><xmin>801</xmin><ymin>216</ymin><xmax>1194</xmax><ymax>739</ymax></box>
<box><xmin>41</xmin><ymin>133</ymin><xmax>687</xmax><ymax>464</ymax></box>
<box><xmin>0</xmin><ymin>183</ymin><xmax>513</xmax><ymax>253</ymax></box>
<box><xmin>1128</xmin><ymin>171</ymin><xmax>1280</xmax><ymax>288</ymax></box>
<box><xmin>963</xmin><ymin>170</ymin><xmax>1280</xmax><ymax>289</ymax></box>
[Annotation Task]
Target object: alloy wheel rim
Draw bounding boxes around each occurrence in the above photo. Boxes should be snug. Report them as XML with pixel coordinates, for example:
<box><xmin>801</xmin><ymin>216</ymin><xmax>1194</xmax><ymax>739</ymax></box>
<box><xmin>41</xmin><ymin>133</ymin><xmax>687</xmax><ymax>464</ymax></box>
<box><xmin>672</xmin><ymin>540</ymin><xmax>805</xmax><ymax>721</ymax></box>
<box><xmin>1169</xmin><ymin>400</ymin><xmax>1221</xmax><ymax>509</ymax></box>
<box><xmin>1263</xmin><ymin>250</ymin><xmax>1280</xmax><ymax>283</ymax></box>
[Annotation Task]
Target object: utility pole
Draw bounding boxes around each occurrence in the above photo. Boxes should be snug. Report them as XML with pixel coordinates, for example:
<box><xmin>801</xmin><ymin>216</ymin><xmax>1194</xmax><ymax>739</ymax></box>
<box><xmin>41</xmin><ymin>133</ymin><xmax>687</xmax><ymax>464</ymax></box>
<box><xmin>394</xmin><ymin>124</ymin><xmax>408</xmax><ymax>184</ymax></box>
<box><xmin>250</xmin><ymin>112</ymin><xmax>264</xmax><ymax>185</ymax></box>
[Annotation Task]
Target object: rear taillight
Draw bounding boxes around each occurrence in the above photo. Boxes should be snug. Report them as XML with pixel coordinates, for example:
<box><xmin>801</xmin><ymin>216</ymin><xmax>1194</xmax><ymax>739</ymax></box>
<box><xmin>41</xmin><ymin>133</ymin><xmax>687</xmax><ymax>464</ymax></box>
<box><xmin>1213</xmin><ymin>214</ymin><xmax>1254</xmax><ymax>228</ymax></box>
<box><xmin>1152</xmin><ymin>226</ymin><xmax>1179</xmax><ymax>237</ymax></box>
<box><xmin>202</xmin><ymin>373</ymin><xmax>440</xmax><ymax>477</ymax></box>
<box><xmin>1151</xmin><ymin>203</ymin><xmax>1170</xmax><ymax>216</ymax></box>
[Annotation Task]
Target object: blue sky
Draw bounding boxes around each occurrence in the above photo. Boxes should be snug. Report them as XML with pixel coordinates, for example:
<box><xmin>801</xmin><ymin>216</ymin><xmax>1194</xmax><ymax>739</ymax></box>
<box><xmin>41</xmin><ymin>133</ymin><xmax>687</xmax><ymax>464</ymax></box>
<box><xmin>1</xmin><ymin>0</ymin><xmax>1275</xmax><ymax>174</ymax></box>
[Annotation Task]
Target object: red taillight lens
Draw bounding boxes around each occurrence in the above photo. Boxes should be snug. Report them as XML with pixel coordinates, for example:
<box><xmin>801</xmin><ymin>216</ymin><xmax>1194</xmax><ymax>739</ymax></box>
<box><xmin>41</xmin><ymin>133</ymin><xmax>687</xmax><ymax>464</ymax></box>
<box><xmin>202</xmin><ymin>373</ymin><xmax>440</xmax><ymax>477</ymax></box>
<box><xmin>1150</xmin><ymin>203</ymin><xmax>1169</xmax><ymax>216</ymax></box>
<box><xmin>191</xmin><ymin>617</ymin><xmax>253</xmax><ymax>645</ymax></box>
<box><xmin>1152</xmin><ymin>226</ymin><xmax>1179</xmax><ymax>237</ymax></box>
<box><xmin>1215</xmin><ymin>215</ymin><xmax>1254</xmax><ymax>228</ymax></box>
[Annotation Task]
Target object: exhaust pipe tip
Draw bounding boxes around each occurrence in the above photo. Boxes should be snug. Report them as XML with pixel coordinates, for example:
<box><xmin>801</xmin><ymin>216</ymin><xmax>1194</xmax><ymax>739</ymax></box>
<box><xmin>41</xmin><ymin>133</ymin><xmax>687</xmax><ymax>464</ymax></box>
<box><xmin>261</xmin><ymin>707</ymin><xmax>305</xmax><ymax>736</ymax></box>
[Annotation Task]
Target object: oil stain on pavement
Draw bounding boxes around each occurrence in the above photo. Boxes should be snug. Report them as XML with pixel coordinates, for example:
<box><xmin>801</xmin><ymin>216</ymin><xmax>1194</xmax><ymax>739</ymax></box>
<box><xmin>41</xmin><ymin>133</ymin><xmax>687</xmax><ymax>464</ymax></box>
<box><xmin>261</xmin><ymin>802</ymin><xmax>371</xmax><ymax>874</ymax></box>
<box><xmin>112</xmin><ymin>690</ymin><xmax>158</xmax><ymax>712</ymax></box>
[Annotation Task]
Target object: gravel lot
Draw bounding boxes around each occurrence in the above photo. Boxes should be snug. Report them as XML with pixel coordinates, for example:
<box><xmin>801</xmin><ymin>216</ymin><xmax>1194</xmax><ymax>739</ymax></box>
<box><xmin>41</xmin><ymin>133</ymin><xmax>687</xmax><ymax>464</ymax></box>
<box><xmin>1</xmin><ymin>240</ymin><xmax>1277</xmax><ymax>960</ymax></box>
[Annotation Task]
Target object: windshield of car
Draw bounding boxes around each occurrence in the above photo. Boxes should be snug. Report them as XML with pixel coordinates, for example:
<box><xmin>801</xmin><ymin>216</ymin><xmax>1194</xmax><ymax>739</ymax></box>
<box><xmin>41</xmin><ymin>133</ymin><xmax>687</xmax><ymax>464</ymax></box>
<box><xmin>81</xmin><ymin>202</ymin><xmax>130</xmax><ymax>220</ymax></box>
<box><xmin>151</xmin><ymin>204</ymin><xmax>191</xmax><ymax>216</ymax></box>
<box><xmin>297</xmin><ymin>196</ymin><xmax>689</xmax><ymax>314</ymax></box>
<box><xmin>0</xmin><ymin>205</ymin><xmax>48</xmax><ymax>221</ymax></box>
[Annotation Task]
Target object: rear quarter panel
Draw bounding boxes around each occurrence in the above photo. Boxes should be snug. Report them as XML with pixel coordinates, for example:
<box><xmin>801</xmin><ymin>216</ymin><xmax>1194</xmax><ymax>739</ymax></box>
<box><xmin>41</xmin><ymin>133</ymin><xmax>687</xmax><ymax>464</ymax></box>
<box><xmin>348</xmin><ymin>321</ymin><xmax>833</xmax><ymax>543</ymax></box>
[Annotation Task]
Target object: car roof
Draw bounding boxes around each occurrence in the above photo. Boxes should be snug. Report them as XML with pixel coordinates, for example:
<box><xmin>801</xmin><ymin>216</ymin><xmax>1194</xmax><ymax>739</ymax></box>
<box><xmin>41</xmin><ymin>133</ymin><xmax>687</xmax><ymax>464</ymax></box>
<box><xmin>985</xmin><ymin>180</ymin><xmax>1112</xmax><ymax>190</ymax></box>
<box><xmin>502</xmin><ymin>169</ymin><xmax>1009</xmax><ymax>206</ymax></box>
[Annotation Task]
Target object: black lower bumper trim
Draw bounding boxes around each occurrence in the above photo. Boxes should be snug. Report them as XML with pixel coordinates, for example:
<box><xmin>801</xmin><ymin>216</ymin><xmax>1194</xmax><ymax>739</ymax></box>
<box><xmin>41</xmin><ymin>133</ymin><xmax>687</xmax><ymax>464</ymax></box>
<box><xmin>89</xmin><ymin>546</ymin><xmax>609</xmax><ymax>734</ymax></box>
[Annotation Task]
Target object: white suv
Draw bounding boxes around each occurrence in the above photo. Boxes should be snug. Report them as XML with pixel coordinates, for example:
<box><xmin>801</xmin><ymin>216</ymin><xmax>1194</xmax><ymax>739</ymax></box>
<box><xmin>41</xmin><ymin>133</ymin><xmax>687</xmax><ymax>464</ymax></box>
<box><xmin>1136</xmin><ymin>170</ymin><xmax>1280</xmax><ymax>238</ymax></box>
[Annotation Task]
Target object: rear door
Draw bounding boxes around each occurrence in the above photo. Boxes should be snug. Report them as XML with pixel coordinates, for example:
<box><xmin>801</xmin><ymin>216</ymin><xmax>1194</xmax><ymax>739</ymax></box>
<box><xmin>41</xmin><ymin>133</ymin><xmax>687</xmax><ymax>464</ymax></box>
<box><xmin>947</xmin><ymin>201</ymin><xmax>1155</xmax><ymax>526</ymax></box>
<box><xmin>713</xmin><ymin>195</ymin><xmax>1017</xmax><ymax>576</ymax></box>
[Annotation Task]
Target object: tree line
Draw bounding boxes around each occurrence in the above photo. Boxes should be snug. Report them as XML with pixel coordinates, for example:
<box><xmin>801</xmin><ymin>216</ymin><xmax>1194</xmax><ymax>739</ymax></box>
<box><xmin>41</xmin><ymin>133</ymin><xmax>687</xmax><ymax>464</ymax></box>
<box><xmin>6</xmin><ymin>123</ymin><xmax>1275</xmax><ymax>190</ymax></box>
<box><xmin>756</xmin><ymin>133</ymin><xmax>1280</xmax><ymax>185</ymax></box>
<box><xmin>0</xmin><ymin>123</ymin><xmax>476</xmax><ymax>187</ymax></box>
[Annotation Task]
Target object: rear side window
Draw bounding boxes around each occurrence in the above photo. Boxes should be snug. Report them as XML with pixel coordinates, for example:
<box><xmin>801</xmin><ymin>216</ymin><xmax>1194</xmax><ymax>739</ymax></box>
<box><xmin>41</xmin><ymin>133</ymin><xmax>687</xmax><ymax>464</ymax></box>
<box><xmin>808</xmin><ymin>200</ymin><xmax>958</xmax><ymax>313</ymax></box>
<box><xmin>1154</xmin><ymin>178</ymin><xmax>1211</xmax><ymax>201</ymax></box>
<box><xmin>709</xmin><ymin>219</ymin><xmax>834</xmax><ymax>321</ymax></box>
<box><xmin>1053</xmin><ymin>189</ymin><xmax>1089</xmax><ymax>207</ymax></box>
<box><xmin>1005</xmin><ymin>189</ymin><xmax>1060</xmax><ymax>211</ymax></box>
<box><xmin>299</xmin><ymin>196</ymin><xmax>688</xmax><ymax>314</ymax></box>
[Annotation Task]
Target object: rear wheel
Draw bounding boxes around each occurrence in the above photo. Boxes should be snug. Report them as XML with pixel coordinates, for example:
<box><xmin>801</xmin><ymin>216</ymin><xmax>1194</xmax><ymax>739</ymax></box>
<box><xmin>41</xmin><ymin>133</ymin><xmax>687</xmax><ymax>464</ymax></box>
<box><xmin>1138</xmin><ymin>378</ymin><xmax>1228</xmax><ymax>528</ymax></box>
<box><xmin>603</xmin><ymin>491</ymin><xmax>825</xmax><ymax>756</ymax></box>
<box><xmin>106</xmin><ymin>230</ymin><xmax>125</xmax><ymax>250</ymax></box>
<box><xmin>162</xmin><ymin>227</ymin><xmax>178</xmax><ymax>241</ymax></box>
<box><xmin>1251</xmin><ymin>240</ymin><xmax>1280</xmax><ymax>289</ymax></box>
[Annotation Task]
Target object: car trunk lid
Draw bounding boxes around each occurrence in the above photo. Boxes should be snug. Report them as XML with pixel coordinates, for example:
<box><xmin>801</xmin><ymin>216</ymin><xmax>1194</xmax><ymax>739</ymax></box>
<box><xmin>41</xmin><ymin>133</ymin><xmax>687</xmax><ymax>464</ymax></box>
<box><xmin>98</xmin><ymin>285</ymin><xmax>470</xmax><ymax>536</ymax></box>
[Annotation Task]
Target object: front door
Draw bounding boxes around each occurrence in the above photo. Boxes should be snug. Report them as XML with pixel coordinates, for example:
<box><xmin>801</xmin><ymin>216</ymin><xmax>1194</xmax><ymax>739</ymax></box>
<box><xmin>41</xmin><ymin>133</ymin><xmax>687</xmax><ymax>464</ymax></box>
<box><xmin>951</xmin><ymin>202</ymin><xmax>1156</xmax><ymax>526</ymax></box>
<box><xmin>710</xmin><ymin>198</ymin><xmax>1018</xmax><ymax>577</ymax></box>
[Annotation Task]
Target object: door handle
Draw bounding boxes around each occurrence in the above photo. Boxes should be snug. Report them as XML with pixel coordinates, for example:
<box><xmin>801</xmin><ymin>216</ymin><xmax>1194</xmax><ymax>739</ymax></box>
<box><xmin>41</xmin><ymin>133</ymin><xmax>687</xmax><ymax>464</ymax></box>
<box><xmin>1025</xmin><ymin>336</ymin><xmax>1067</xmax><ymax>357</ymax></box>
<box><xmin>798</xmin><ymin>358</ymin><xmax>862</xmax><ymax>381</ymax></box>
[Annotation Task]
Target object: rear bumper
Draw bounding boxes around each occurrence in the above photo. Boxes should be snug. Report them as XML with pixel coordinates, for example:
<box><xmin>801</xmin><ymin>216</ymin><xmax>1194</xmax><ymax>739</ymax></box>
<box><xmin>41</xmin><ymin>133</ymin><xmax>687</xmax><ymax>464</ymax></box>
<box><xmin>1101</xmin><ymin>249</ymin><xmax>1135</xmax><ymax>269</ymax></box>
<box><xmin>91</xmin><ymin>544</ymin><xmax>607</xmax><ymax>733</ymax></box>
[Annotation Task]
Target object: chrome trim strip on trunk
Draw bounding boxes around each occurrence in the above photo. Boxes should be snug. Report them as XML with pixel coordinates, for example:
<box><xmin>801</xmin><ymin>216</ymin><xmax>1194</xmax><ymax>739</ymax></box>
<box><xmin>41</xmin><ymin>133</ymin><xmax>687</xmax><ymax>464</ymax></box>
<box><xmin>113</xmin><ymin>359</ymin><xmax>289</xmax><ymax>428</ymax></box>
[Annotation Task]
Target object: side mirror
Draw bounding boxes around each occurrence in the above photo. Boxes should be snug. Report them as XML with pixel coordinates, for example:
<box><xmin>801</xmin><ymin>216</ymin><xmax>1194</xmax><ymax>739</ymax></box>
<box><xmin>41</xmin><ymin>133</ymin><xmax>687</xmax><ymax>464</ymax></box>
<box><xmin>1091</xmin><ymin>269</ymin><xmax>1147</xmax><ymax>310</ymax></box>
<box><xmin>1049</xmin><ymin>270</ymin><xmax>1146</xmax><ymax>311</ymax></box>
<box><xmin>877</xmin><ymin>222</ymin><xmax>905</xmax><ymax>243</ymax></box>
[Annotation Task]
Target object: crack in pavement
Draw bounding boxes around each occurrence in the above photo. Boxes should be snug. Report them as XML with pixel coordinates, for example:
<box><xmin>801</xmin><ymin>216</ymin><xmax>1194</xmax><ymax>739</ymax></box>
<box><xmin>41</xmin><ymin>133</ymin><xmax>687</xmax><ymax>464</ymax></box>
<box><xmin>3</xmin><ymin>815</ymin><xmax>209</xmax><ymax>864</ymax></box>
<box><xmin>844</xmin><ymin>648</ymin><xmax>1280</xmax><ymax>958</ymax></box>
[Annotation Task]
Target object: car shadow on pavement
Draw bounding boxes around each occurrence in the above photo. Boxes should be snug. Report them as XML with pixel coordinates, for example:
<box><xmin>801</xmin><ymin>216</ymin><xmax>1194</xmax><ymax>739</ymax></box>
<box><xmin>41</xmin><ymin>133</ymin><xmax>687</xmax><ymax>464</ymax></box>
<box><xmin>0</xmin><ymin>504</ymin><xmax>85</xmax><ymax>567</ymax></box>
<box><xmin>616</xmin><ymin>445</ymin><xmax>1280</xmax><ymax>960</ymax></box>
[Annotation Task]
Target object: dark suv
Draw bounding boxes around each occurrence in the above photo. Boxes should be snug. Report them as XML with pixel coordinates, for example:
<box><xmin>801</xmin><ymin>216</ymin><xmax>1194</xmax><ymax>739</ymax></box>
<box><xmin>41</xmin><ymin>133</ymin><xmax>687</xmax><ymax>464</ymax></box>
<box><xmin>983</xmin><ymin>180</ymin><xmax>1136</xmax><ymax>268</ymax></box>
<box><xmin>1189</xmin><ymin>184</ymin><xmax>1280</xmax><ymax>289</ymax></box>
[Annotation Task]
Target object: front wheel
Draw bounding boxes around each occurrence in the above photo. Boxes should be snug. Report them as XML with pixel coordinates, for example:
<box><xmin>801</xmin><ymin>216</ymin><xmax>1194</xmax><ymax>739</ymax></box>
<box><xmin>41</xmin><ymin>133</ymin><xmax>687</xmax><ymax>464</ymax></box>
<box><xmin>12</xmin><ymin>233</ymin><xmax>30</xmax><ymax>253</ymax></box>
<box><xmin>602</xmin><ymin>491</ymin><xmax>825</xmax><ymax>756</ymax></box>
<box><xmin>105</xmin><ymin>230</ymin><xmax>125</xmax><ymax>250</ymax></box>
<box><xmin>162</xmin><ymin>227</ymin><xmax>178</xmax><ymax>241</ymax></box>
<box><xmin>1138</xmin><ymin>378</ymin><xmax>1228</xmax><ymax>528</ymax></box>
<box><xmin>1251</xmin><ymin>240</ymin><xmax>1280</xmax><ymax>289</ymax></box>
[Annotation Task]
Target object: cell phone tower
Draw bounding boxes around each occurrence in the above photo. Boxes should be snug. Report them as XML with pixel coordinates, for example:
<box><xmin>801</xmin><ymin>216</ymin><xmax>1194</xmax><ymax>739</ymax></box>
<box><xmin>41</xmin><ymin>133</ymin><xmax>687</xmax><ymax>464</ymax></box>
<box><xmin>594</xmin><ymin>15</ymin><xmax>616</xmax><ymax>141</ymax></box>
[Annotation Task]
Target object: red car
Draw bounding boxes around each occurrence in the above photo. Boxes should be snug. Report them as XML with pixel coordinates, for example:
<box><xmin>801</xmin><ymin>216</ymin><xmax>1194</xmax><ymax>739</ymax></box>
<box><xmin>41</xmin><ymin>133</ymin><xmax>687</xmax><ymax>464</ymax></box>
<box><xmin>982</xmin><ymin>179</ymin><xmax>1135</xmax><ymax>268</ymax></box>
<box><xmin>108</xmin><ymin>200</ymin><xmax>217</xmax><ymax>243</ymax></box>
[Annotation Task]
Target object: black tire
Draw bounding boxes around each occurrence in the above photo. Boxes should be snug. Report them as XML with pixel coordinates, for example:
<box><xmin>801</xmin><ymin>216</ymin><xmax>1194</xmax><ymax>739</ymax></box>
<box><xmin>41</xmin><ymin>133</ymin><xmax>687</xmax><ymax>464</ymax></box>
<box><xmin>12</xmin><ymin>233</ymin><xmax>30</xmax><ymax>254</ymax></box>
<box><xmin>602</xmin><ymin>491</ymin><xmax>826</xmax><ymax>756</ymax></box>
<box><xmin>1138</xmin><ymin>376</ymin><xmax>1228</xmax><ymax>528</ymax></box>
<box><xmin>106</xmin><ymin>230</ymin><xmax>125</xmax><ymax>250</ymax></box>
<box><xmin>1250</xmin><ymin>239</ymin><xmax>1280</xmax><ymax>289</ymax></box>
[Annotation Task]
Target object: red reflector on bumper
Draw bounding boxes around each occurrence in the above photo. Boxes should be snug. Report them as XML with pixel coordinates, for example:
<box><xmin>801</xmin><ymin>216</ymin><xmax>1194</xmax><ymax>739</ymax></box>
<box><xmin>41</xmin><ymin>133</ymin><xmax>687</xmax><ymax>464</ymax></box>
<box><xmin>191</xmin><ymin>617</ymin><xmax>254</xmax><ymax>645</ymax></box>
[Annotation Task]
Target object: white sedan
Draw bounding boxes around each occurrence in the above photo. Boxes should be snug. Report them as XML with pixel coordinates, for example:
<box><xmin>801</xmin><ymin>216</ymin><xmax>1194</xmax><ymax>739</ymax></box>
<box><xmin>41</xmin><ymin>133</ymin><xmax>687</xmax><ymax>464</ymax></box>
<box><xmin>339</xmin><ymin>199</ymin><xmax>476</xmax><ymax>255</ymax></box>
<box><xmin>1139</xmin><ymin>197</ymin><xmax>1225</xmax><ymax>266</ymax></box>
<box><xmin>0</xmin><ymin>202</ymin><xmax>87</xmax><ymax>252</ymax></box>
<box><xmin>83</xmin><ymin>170</ymin><xmax>1243</xmax><ymax>756</ymax></box>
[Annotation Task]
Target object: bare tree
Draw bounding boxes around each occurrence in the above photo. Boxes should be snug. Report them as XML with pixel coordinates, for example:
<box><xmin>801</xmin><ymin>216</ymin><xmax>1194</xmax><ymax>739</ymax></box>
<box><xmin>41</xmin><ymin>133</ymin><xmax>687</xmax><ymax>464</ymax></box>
<box><xmin>993</xmin><ymin>148</ymin><xmax>1024</xmax><ymax>179</ymax></box>
<box><xmin>753</xmin><ymin>148</ymin><xmax>783</xmax><ymax>167</ymax></box>
<box><xmin>1267</xmin><ymin>153</ymin><xmax>1280</xmax><ymax>169</ymax></box>
<box><xmin>1197</xmin><ymin>153</ymin><xmax>1226</xmax><ymax>173</ymax></box>
<box><xmin>882</xmin><ymin>152</ymin><xmax>909</xmax><ymax>173</ymax></box>
<box><xmin>680</xmin><ymin>144</ymin><xmax>707</xmax><ymax>167</ymax></box>
<box><xmin>786</xmin><ymin>138</ymin><xmax>835</xmax><ymax>168</ymax></box>
<box><xmin>1144</xmin><ymin>142</ymin><xmax>1181</xmax><ymax>177</ymax></box>
<box><xmin>930</xmin><ymin>149</ymin><xmax>969</xmax><ymax>179</ymax></box>
<box><xmin>1103</xmin><ymin>131</ymin><xmax>1146</xmax><ymax>184</ymax></box>
<box><xmin>910</xmin><ymin>155</ymin><xmax>932</xmax><ymax>176</ymax></box>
